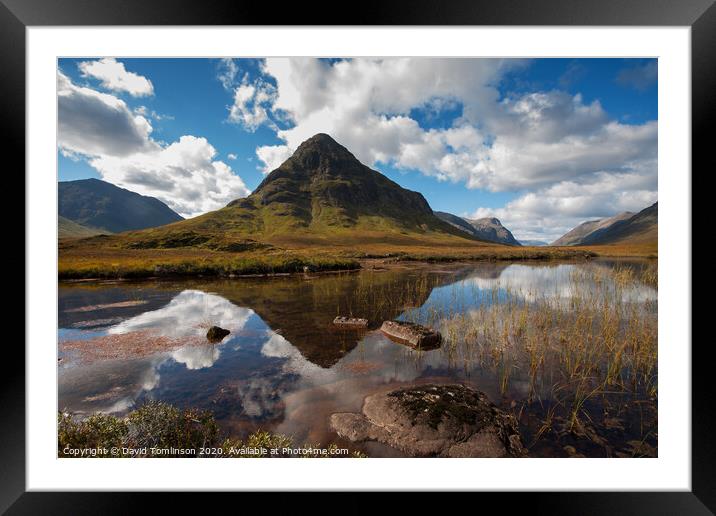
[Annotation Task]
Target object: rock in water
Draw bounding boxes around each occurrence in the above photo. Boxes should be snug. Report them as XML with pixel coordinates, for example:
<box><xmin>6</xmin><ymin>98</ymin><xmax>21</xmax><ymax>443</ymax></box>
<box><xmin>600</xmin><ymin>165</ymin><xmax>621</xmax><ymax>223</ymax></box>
<box><xmin>380</xmin><ymin>320</ymin><xmax>442</xmax><ymax>349</ymax></box>
<box><xmin>330</xmin><ymin>384</ymin><xmax>526</xmax><ymax>457</ymax></box>
<box><xmin>206</xmin><ymin>326</ymin><xmax>230</xmax><ymax>342</ymax></box>
<box><xmin>333</xmin><ymin>316</ymin><xmax>369</xmax><ymax>328</ymax></box>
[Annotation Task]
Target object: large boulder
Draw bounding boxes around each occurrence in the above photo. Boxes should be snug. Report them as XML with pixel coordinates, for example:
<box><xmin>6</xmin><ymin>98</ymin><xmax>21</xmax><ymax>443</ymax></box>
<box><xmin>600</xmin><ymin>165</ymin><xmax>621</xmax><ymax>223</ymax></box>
<box><xmin>330</xmin><ymin>384</ymin><xmax>526</xmax><ymax>457</ymax></box>
<box><xmin>380</xmin><ymin>320</ymin><xmax>441</xmax><ymax>349</ymax></box>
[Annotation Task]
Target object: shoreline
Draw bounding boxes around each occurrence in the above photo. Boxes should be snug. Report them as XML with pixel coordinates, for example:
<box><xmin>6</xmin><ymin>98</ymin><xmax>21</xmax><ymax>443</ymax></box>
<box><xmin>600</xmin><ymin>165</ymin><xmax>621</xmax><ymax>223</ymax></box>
<box><xmin>54</xmin><ymin>246</ymin><xmax>658</xmax><ymax>282</ymax></box>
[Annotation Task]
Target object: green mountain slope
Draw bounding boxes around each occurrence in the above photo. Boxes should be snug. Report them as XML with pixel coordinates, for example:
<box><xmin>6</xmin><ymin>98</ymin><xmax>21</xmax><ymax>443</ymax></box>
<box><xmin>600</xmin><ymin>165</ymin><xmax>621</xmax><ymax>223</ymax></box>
<box><xmin>59</xmin><ymin>178</ymin><xmax>183</xmax><ymax>233</ymax></box>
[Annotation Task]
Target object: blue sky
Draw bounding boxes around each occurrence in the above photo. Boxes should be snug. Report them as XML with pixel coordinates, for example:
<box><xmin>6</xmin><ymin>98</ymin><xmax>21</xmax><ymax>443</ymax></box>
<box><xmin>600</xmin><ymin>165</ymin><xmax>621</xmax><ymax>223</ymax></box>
<box><xmin>57</xmin><ymin>57</ymin><xmax>657</xmax><ymax>241</ymax></box>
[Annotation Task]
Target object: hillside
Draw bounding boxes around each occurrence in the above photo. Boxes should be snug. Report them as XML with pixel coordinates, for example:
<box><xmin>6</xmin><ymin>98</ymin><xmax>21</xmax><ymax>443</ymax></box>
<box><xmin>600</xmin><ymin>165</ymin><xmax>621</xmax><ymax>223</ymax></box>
<box><xmin>435</xmin><ymin>212</ymin><xmax>520</xmax><ymax>246</ymax></box>
<box><xmin>552</xmin><ymin>211</ymin><xmax>635</xmax><ymax>246</ymax></box>
<box><xmin>466</xmin><ymin>217</ymin><xmax>520</xmax><ymax>246</ymax></box>
<box><xmin>580</xmin><ymin>203</ymin><xmax>657</xmax><ymax>246</ymax></box>
<box><xmin>58</xmin><ymin>216</ymin><xmax>110</xmax><ymax>239</ymax></box>
<box><xmin>59</xmin><ymin>178</ymin><xmax>183</xmax><ymax>233</ymax></box>
<box><xmin>434</xmin><ymin>211</ymin><xmax>480</xmax><ymax>235</ymax></box>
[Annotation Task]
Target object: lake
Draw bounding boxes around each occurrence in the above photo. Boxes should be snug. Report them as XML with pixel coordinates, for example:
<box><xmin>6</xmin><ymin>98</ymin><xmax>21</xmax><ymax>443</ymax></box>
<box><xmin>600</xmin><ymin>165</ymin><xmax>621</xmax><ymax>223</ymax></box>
<box><xmin>58</xmin><ymin>259</ymin><xmax>658</xmax><ymax>458</ymax></box>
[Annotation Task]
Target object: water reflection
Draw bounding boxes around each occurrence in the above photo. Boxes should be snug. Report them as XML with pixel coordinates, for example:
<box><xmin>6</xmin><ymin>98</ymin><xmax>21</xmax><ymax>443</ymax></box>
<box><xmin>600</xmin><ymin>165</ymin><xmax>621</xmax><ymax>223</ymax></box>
<box><xmin>419</xmin><ymin>262</ymin><xmax>657</xmax><ymax>314</ymax></box>
<box><xmin>171</xmin><ymin>346</ymin><xmax>222</xmax><ymax>370</ymax></box>
<box><xmin>109</xmin><ymin>289</ymin><xmax>254</xmax><ymax>339</ymax></box>
<box><xmin>58</xmin><ymin>259</ymin><xmax>657</xmax><ymax>455</ymax></box>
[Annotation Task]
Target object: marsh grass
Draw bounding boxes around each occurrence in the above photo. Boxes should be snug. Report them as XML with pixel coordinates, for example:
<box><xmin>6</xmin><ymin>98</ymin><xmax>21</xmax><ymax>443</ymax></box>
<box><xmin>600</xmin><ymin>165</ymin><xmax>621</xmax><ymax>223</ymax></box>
<box><xmin>58</xmin><ymin>252</ymin><xmax>360</xmax><ymax>280</ymax></box>
<box><xmin>394</xmin><ymin>262</ymin><xmax>657</xmax><ymax>454</ymax></box>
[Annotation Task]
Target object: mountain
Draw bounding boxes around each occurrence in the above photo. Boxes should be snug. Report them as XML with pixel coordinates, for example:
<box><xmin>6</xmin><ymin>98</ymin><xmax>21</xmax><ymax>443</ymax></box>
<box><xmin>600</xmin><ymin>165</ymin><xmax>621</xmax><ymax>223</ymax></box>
<box><xmin>551</xmin><ymin>211</ymin><xmax>634</xmax><ymax>246</ymax></box>
<box><xmin>579</xmin><ymin>202</ymin><xmax>657</xmax><ymax>245</ymax></box>
<box><xmin>122</xmin><ymin>134</ymin><xmax>485</xmax><ymax>249</ymax></box>
<box><xmin>434</xmin><ymin>212</ymin><xmax>521</xmax><ymax>246</ymax></box>
<box><xmin>466</xmin><ymin>217</ymin><xmax>520</xmax><ymax>246</ymax></box>
<box><xmin>552</xmin><ymin>203</ymin><xmax>657</xmax><ymax>246</ymax></box>
<box><xmin>518</xmin><ymin>240</ymin><xmax>549</xmax><ymax>247</ymax></box>
<box><xmin>434</xmin><ymin>211</ymin><xmax>480</xmax><ymax>235</ymax></box>
<box><xmin>58</xmin><ymin>216</ymin><xmax>110</xmax><ymax>239</ymax></box>
<box><xmin>236</xmin><ymin>133</ymin><xmax>448</xmax><ymax>231</ymax></box>
<box><xmin>59</xmin><ymin>178</ymin><xmax>183</xmax><ymax>233</ymax></box>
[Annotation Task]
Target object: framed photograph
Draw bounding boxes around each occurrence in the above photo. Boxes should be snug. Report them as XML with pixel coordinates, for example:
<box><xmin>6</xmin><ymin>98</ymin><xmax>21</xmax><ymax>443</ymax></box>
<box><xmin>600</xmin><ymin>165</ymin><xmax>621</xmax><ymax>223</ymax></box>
<box><xmin>5</xmin><ymin>0</ymin><xmax>711</xmax><ymax>512</ymax></box>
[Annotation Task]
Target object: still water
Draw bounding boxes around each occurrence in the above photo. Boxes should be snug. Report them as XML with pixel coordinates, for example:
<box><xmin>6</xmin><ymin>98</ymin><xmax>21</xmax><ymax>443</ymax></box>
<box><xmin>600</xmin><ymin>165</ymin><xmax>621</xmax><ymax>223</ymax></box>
<box><xmin>58</xmin><ymin>260</ymin><xmax>657</xmax><ymax>457</ymax></box>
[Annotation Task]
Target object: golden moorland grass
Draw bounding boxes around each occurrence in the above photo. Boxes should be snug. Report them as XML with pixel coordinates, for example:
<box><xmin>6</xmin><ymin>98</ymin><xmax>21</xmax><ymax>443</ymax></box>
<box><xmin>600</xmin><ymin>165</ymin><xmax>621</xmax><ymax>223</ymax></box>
<box><xmin>58</xmin><ymin>231</ymin><xmax>614</xmax><ymax>279</ymax></box>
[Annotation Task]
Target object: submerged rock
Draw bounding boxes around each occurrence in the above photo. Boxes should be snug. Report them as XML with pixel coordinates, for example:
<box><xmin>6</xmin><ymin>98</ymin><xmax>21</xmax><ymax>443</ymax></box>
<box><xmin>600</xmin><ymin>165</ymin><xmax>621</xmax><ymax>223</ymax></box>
<box><xmin>380</xmin><ymin>320</ymin><xmax>442</xmax><ymax>349</ymax></box>
<box><xmin>333</xmin><ymin>316</ymin><xmax>369</xmax><ymax>328</ymax></box>
<box><xmin>206</xmin><ymin>326</ymin><xmax>230</xmax><ymax>342</ymax></box>
<box><xmin>330</xmin><ymin>384</ymin><xmax>526</xmax><ymax>457</ymax></box>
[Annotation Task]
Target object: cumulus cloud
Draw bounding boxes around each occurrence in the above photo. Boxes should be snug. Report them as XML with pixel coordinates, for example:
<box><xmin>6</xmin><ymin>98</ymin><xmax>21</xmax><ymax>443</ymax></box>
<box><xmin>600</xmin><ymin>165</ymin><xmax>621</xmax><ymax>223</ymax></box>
<box><xmin>58</xmin><ymin>70</ymin><xmax>155</xmax><ymax>157</ymax></box>
<box><xmin>89</xmin><ymin>136</ymin><xmax>251</xmax><ymax>217</ymax></box>
<box><xmin>227</xmin><ymin>78</ymin><xmax>277</xmax><ymax>132</ymax></box>
<box><xmin>78</xmin><ymin>58</ymin><xmax>154</xmax><ymax>97</ymax></box>
<box><xmin>255</xmin><ymin>144</ymin><xmax>293</xmax><ymax>172</ymax></box>
<box><xmin>58</xmin><ymin>71</ymin><xmax>251</xmax><ymax>217</ymax></box>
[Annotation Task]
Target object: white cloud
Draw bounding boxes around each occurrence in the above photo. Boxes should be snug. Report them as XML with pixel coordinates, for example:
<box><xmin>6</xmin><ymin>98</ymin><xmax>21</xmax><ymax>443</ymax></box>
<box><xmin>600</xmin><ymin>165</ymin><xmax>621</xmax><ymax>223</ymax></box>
<box><xmin>217</xmin><ymin>58</ymin><xmax>239</xmax><ymax>90</ymax></box>
<box><xmin>59</xmin><ymin>71</ymin><xmax>251</xmax><ymax>217</ymax></box>
<box><xmin>134</xmin><ymin>105</ymin><xmax>173</xmax><ymax>121</ymax></box>
<box><xmin>227</xmin><ymin>77</ymin><xmax>277</xmax><ymax>132</ymax></box>
<box><xmin>78</xmin><ymin>58</ymin><xmax>154</xmax><ymax>97</ymax></box>
<box><xmin>58</xmin><ymin>70</ymin><xmax>155</xmax><ymax>157</ymax></box>
<box><xmin>255</xmin><ymin>144</ymin><xmax>293</xmax><ymax>173</ymax></box>
<box><xmin>227</xmin><ymin>153</ymin><xmax>237</xmax><ymax>160</ymax></box>
<box><xmin>89</xmin><ymin>136</ymin><xmax>251</xmax><ymax>217</ymax></box>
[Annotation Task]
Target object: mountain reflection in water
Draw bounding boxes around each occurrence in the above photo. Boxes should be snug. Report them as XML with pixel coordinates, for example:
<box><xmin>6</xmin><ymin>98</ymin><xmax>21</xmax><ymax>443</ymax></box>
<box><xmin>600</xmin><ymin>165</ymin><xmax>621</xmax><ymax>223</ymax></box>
<box><xmin>58</xmin><ymin>260</ymin><xmax>657</xmax><ymax>456</ymax></box>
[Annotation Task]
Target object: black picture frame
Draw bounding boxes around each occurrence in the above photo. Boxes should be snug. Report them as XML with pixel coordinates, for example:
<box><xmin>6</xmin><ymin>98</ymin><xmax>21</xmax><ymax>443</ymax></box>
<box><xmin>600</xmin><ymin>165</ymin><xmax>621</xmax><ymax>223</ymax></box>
<box><xmin>4</xmin><ymin>0</ymin><xmax>710</xmax><ymax>513</ymax></box>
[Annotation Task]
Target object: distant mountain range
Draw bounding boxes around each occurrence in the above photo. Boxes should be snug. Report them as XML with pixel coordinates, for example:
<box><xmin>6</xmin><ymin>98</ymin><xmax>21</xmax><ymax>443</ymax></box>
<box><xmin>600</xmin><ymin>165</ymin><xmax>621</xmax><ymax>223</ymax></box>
<box><xmin>552</xmin><ymin>203</ymin><xmax>657</xmax><ymax>246</ymax></box>
<box><xmin>435</xmin><ymin>212</ymin><xmax>520</xmax><ymax>246</ymax></box>
<box><xmin>58</xmin><ymin>178</ymin><xmax>183</xmax><ymax>234</ymax></box>
<box><xmin>518</xmin><ymin>240</ymin><xmax>549</xmax><ymax>247</ymax></box>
